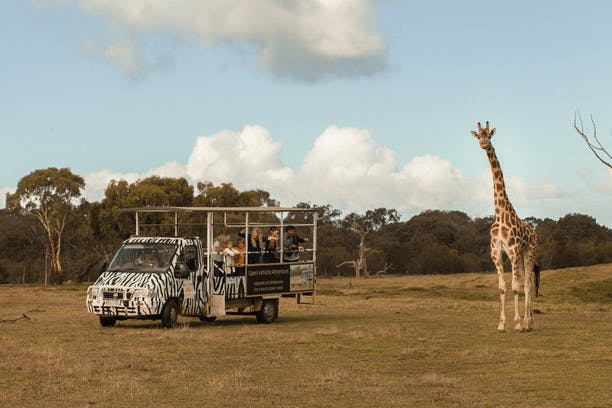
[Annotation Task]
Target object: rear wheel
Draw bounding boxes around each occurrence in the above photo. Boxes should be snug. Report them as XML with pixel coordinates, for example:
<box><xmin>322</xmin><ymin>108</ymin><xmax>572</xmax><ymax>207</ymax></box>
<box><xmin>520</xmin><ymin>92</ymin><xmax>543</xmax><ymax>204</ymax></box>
<box><xmin>256</xmin><ymin>299</ymin><xmax>277</xmax><ymax>324</ymax></box>
<box><xmin>99</xmin><ymin>316</ymin><xmax>117</xmax><ymax>327</ymax></box>
<box><xmin>161</xmin><ymin>300</ymin><xmax>179</xmax><ymax>328</ymax></box>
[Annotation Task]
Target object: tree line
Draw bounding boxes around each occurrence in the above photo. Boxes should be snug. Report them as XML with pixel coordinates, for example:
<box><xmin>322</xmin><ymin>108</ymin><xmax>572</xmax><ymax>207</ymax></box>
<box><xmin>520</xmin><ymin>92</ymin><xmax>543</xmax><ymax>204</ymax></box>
<box><xmin>1</xmin><ymin>167</ymin><xmax>610</xmax><ymax>284</ymax></box>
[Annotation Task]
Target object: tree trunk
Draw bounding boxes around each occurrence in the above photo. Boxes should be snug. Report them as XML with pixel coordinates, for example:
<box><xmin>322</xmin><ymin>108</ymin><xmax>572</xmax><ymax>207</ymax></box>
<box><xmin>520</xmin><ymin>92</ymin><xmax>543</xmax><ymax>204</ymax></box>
<box><xmin>45</xmin><ymin>232</ymin><xmax>63</xmax><ymax>285</ymax></box>
<box><xmin>37</xmin><ymin>211</ymin><xmax>65</xmax><ymax>285</ymax></box>
<box><xmin>49</xmin><ymin>242</ymin><xmax>63</xmax><ymax>284</ymax></box>
<box><xmin>336</xmin><ymin>235</ymin><xmax>368</xmax><ymax>279</ymax></box>
<box><xmin>358</xmin><ymin>235</ymin><xmax>368</xmax><ymax>278</ymax></box>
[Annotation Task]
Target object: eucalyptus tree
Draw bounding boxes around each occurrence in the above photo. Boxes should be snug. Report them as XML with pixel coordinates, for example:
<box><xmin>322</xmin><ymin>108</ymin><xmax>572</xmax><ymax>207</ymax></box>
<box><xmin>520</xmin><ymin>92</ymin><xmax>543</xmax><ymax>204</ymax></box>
<box><xmin>6</xmin><ymin>168</ymin><xmax>84</xmax><ymax>284</ymax></box>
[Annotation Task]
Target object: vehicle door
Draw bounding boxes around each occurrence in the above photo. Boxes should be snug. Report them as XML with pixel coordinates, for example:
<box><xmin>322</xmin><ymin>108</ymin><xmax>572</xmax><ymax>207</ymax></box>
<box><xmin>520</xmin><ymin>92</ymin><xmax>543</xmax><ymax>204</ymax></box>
<box><xmin>179</xmin><ymin>243</ymin><xmax>203</xmax><ymax>316</ymax></box>
<box><xmin>207</xmin><ymin>244</ymin><xmax>226</xmax><ymax>317</ymax></box>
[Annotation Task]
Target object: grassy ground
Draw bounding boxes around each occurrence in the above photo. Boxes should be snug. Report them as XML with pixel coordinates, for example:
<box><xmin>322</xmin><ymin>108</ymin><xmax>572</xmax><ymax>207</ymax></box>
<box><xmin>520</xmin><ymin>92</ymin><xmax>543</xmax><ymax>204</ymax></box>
<box><xmin>0</xmin><ymin>264</ymin><xmax>610</xmax><ymax>407</ymax></box>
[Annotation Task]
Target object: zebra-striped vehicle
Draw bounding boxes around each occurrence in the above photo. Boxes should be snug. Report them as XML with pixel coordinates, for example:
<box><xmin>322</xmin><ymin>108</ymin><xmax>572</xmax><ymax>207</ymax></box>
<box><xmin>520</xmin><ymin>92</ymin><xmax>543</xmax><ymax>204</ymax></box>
<box><xmin>86</xmin><ymin>206</ymin><xmax>317</xmax><ymax>327</ymax></box>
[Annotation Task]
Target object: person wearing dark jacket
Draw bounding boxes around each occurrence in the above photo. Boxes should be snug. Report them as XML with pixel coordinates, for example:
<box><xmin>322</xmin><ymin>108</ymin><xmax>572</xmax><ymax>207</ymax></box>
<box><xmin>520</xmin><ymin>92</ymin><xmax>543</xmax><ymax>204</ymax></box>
<box><xmin>283</xmin><ymin>226</ymin><xmax>308</xmax><ymax>262</ymax></box>
<box><xmin>263</xmin><ymin>227</ymin><xmax>281</xmax><ymax>263</ymax></box>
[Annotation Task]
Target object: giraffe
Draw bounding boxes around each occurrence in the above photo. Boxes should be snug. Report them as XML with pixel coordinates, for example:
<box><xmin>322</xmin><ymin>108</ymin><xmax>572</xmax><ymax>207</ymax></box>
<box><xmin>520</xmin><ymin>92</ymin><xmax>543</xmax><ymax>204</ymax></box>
<box><xmin>471</xmin><ymin>121</ymin><xmax>538</xmax><ymax>332</ymax></box>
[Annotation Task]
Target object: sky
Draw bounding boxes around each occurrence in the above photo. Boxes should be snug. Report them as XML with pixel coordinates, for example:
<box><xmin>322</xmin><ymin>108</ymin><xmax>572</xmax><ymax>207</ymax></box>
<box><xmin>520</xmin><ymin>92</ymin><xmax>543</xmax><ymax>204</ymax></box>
<box><xmin>1</xmin><ymin>0</ymin><xmax>611</xmax><ymax>226</ymax></box>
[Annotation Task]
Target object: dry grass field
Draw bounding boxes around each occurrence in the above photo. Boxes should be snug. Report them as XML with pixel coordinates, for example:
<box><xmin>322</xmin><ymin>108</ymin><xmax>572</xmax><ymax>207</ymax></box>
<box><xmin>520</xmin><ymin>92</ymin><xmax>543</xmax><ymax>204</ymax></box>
<box><xmin>1</xmin><ymin>264</ymin><xmax>611</xmax><ymax>407</ymax></box>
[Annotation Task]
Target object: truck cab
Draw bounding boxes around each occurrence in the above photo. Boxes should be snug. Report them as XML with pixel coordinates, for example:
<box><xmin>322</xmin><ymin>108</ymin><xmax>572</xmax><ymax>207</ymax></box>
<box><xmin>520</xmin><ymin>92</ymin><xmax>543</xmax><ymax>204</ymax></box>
<box><xmin>86</xmin><ymin>206</ymin><xmax>317</xmax><ymax>327</ymax></box>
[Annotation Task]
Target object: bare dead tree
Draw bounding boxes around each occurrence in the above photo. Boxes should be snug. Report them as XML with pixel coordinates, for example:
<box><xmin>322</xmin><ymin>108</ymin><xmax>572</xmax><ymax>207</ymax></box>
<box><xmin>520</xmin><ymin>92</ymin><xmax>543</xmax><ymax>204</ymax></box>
<box><xmin>336</xmin><ymin>257</ymin><xmax>366</xmax><ymax>279</ymax></box>
<box><xmin>334</xmin><ymin>226</ymin><xmax>369</xmax><ymax>278</ymax></box>
<box><xmin>574</xmin><ymin>111</ymin><xmax>612</xmax><ymax>169</ymax></box>
<box><xmin>336</xmin><ymin>209</ymin><xmax>399</xmax><ymax>279</ymax></box>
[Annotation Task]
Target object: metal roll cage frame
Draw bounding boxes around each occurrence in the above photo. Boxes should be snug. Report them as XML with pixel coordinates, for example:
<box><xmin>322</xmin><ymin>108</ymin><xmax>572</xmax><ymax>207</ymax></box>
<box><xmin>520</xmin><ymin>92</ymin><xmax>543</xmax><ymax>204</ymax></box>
<box><xmin>121</xmin><ymin>206</ymin><xmax>318</xmax><ymax>271</ymax></box>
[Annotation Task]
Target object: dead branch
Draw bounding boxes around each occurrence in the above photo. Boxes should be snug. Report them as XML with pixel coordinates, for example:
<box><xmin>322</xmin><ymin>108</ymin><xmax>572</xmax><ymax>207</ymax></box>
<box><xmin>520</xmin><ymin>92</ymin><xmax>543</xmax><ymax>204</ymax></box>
<box><xmin>0</xmin><ymin>314</ymin><xmax>31</xmax><ymax>323</ymax></box>
<box><xmin>336</xmin><ymin>261</ymin><xmax>356</xmax><ymax>268</ymax></box>
<box><xmin>375</xmin><ymin>263</ymin><xmax>392</xmax><ymax>277</ymax></box>
<box><xmin>336</xmin><ymin>259</ymin><xmax>364</xmax><ymax>278</ymax></box>
<box><xmin>574</xmin><ymin>111</ymin><xmax>612</xmax><ymax>169</ymax></box>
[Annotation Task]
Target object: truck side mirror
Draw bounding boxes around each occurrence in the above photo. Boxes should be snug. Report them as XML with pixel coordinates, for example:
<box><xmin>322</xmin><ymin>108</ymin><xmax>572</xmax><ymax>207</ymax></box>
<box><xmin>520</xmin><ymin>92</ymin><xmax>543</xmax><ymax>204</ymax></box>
<box><xmin>175</xmin><ymin>263</ymin><xmax>189</xmax><ymax>279</ymax></box>
<box><xmin>99</xmin><ymin>262</ymin><xmax>108</xmax><ymax>273</ymax></box>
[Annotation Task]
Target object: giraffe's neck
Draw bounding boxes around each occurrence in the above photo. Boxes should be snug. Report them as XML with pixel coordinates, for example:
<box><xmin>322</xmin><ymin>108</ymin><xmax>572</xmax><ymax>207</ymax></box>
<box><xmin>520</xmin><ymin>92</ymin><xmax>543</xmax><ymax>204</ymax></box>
<box><xmin>485</xmin><ymin>145</ymin><xmax>515</xmax><ymax>215</ymax></box>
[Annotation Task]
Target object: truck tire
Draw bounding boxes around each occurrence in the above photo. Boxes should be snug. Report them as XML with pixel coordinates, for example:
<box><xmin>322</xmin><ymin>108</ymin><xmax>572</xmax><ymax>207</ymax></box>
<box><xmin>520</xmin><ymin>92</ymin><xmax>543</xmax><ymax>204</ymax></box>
<box><xmin>161</xmin><ymin>300</ymin><xmax>179</xmax><ymax>328</ymax></box>
<box><xmin>99</xmin><ymin>316</ymin><xmax>117</xmax><ymax>327</ymax></box>
<box><xmin>256</xmin><ymin>299</ymin><xmax>277</xmax><ymax>324</ymax></box>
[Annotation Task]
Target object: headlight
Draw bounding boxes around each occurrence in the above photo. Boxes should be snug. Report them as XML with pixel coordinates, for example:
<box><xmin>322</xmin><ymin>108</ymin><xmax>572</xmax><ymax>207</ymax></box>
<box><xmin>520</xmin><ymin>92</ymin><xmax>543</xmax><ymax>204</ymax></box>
<box><xmin>89</xmin><ymin>287</ymin><xmax>100</xmax><ymax>299</ymax></box>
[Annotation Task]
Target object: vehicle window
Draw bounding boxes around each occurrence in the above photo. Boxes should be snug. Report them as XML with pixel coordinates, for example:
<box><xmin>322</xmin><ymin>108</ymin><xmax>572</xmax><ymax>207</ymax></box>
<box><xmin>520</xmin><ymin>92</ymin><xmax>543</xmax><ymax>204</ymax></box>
<box><xmin>107</xmin><ymin>243</ymin><xmax>178</xmax><ymax>272</ymax></box>
<box><xmin>184</xmin><ymin>245</ymin><xmax>198</xmax><ymax>271</ymax></box>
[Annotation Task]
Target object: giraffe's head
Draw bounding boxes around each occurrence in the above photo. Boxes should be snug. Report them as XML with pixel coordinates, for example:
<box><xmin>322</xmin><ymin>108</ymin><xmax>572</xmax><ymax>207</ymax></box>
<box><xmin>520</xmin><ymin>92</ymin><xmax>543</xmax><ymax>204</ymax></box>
<box><xmin>471</xmin><ymin>121</ymin><xmax>496</xmax><ymax>149</ymax></box>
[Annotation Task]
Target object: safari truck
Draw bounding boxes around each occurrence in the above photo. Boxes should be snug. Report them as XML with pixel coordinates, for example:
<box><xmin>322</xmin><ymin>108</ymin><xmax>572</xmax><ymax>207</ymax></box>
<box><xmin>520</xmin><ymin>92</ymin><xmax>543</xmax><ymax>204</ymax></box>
<box><xmin>86</xmin><ymin>206</ymin><xmax>317</xmax><ymax>327</ymax></box>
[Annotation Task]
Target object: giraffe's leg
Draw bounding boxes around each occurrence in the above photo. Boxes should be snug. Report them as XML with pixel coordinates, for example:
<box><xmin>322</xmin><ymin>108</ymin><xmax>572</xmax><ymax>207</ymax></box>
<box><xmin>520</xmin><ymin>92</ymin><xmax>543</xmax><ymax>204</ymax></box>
<box><xmin>522</xmin><ymin>250</ymin><xmax>536</xmax><ymax>331</ymax></box>
<box><xmin>510</xmin><ymin>252</ymin><xmax>523</xmax><ymax>332</ymax></box>
<box><xmin>491</xmin><ymin>244</ymin><xmax>506</xmax><ymax>332</ymax></box>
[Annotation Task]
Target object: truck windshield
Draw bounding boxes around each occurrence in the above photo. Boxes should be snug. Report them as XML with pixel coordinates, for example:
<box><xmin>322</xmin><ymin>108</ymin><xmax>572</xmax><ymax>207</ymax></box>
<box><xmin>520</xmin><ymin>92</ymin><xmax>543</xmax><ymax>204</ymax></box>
<box><xmin>107</xmin><ymin>243</ymin><xmax>177</xmax><ymax>273</ymax></box>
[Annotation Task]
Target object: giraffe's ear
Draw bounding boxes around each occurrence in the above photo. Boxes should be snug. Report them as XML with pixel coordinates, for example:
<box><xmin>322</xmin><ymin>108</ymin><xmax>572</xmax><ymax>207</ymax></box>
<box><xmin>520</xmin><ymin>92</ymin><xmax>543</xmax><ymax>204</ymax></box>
<box><xmin>471</xmin><ymin>130</ymin><xmax>478</xmax><ymax>138</ymax></box>
<box><xmin>490</xmin><ymin>128</ymin><xmax>496</xmax><ymax>137</ymax></box>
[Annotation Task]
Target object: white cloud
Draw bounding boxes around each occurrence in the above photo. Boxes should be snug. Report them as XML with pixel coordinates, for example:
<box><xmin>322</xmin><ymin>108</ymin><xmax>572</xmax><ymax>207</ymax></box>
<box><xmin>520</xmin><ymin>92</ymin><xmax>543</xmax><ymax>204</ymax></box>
<box><xmin>83</xmin><ymin>162</ymin><xmax>188</xmax><ymax>203</ymax></box>
<box><xmin>81</xmin><ymin>38</ymin><xmax>175</xmax><ymax>80</ymax></box>
<box><xmin>291</xmin><ymin>126</ymin><xmax>473</xmax><ymax>212</ymax></box>
<box><xmin>145</xmin><ymin>161</ymin><xmax>187</xmax><ymax>179</ymax></box>
<box><xmin>80</xmin><ymin>125</ymin><xmax>571</xmax><ymax>222</ymax></box>
<box><xmin>505</xmin><ymin>176</ymin><xmax>566</xmax><ymax>202</ymax></box>
<box><xmin>58</xmin><ymin>0</ymin><xmax>387</xmax><ymax>80</ymax></box>
<box><xmin>82</xmin><ymin>169</ymin><xmax>140</xmax><ymax>203</ymax></box>
<box><xmin>102</xmin><ymin>42</ymin><xmax>140</xmax><ymax>75</ymax></box>
<box><xmin>186</xmin><ymin>125</ymin><xmax>294</xmax><ymax>188</ymax></box>
<box><xmin>577</xmin><ymin>168</ymin><xmax>612</xmax><ymax>194</ymax></box>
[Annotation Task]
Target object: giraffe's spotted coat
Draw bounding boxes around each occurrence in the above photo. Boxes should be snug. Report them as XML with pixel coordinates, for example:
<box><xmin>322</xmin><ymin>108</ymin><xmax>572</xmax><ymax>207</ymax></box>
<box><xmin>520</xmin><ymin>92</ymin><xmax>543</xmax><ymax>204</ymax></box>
<box><xmin>471</xmin><ymin>121</ymin><xmax>538</xmax><ymax>332</ymax></box>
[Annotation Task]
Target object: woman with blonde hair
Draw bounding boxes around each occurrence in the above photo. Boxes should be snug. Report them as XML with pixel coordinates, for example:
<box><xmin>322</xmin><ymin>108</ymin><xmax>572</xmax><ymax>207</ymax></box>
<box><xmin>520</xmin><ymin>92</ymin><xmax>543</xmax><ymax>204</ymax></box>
<box><xmin>238</xmin><ymin>228</ymin><xmax>263</xmax><ymax>264</ymax></box>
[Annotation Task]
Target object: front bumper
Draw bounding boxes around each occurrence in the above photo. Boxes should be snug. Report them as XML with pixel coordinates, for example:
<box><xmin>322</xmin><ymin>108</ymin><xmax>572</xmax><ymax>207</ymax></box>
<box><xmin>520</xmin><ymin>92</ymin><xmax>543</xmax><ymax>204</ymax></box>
<box><xmin>86</xmin><ymin>286</ymin><xmax>162</xmax><ymax>317</ymax></box>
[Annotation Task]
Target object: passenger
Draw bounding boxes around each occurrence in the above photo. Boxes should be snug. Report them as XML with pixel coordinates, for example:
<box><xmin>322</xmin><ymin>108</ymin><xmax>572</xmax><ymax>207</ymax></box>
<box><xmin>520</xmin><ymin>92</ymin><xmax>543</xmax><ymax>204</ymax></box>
<box><xmin>222</xmin><ymin>238</ymin><xmax>238</xmax><ymax>276</ymax></box>
<box><xmin>212</xmin><ymin>236</ymin><xmax>226</xmax><ymax>277</ymax></box>
<box><xmin>234</xmin><ymin>238</ymin><xmax>246</xmax><ymax>276</ymax></box>
<box><xmin>283</xmin><ymin>226</ymin><xmax>308</xmax><ymax>262</ymax></box>
<box><xmin>239</xmin><ymin>228</ymin><xmax>263</xmax><ymax>264</ymax></box>
<box><xmin>136</xmin><ymin>249</ymin><xmax>159</xmax><ymax>268</ymax></box>
<box><xmin>263</xmin><ymin>226</ymin><xmax>280</xmax><ymax>263</ymax></box>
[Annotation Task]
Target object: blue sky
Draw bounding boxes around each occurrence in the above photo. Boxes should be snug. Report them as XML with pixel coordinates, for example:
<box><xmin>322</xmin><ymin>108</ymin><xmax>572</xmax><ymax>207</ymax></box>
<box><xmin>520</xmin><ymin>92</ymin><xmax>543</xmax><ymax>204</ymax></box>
<box><xmin>1</xmin><ymin>1</ymin><xmax>611</xmax><ymax>226</ymax></box>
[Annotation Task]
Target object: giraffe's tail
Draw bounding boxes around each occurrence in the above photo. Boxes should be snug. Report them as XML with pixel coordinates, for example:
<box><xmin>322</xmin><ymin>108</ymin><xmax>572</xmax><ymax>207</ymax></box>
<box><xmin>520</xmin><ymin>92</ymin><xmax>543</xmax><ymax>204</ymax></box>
<box><xmin>534</xmin><ymin>263</ymin><xmax>541</xmax><ymax>297</ymax></box>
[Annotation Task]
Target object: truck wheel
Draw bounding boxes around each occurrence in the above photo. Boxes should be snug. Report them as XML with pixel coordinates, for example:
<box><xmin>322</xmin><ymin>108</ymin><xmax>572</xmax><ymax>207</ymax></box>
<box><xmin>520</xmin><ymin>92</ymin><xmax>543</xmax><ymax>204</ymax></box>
<box><xmin>161</xmin><ymin>300</ymin><xmax>179</xmax><ymax>328</ymax></box>
<box><xmin>256</xmin><ymin>299</ymin><xmax>277</xmax><ymax>324</ymax></box>
<box><xmin>99</xmin><ymin>316</ymin><xmax>117</xmax><ymax>327</ymax></box>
